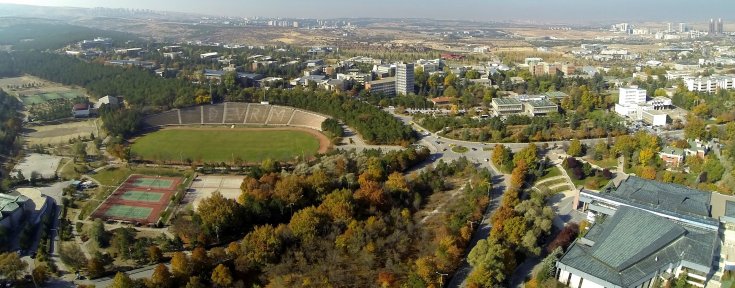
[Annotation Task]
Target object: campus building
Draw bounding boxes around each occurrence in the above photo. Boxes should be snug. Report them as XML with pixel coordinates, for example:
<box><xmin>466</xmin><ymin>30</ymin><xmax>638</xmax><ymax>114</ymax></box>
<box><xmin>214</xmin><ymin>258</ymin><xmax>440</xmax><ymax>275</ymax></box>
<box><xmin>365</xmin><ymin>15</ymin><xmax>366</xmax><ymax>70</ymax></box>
<box><xmin>365</xmin><ymin>77</ymin><xmax>396</xmax><ymax>97</ymax></box>
<box><xmin>491</xmin><ymin>98</ymin><xmax>523</xmax><ymax>116</ymax></box>
<box><xmin>524</xmin><ymin>99</ymin><xmax>559</xmax><ymax>117</ymax></box>
<box><xmin>395</xmin><ymin>63</ymin><xmax>415</xmax><ymax>95</ymax></box>
<box><xmin>614</xmin><ymin>86</ymin><xmax>647</xmax><ymax>118</ymax></box>
<box><xmin>558</xmin><ymin>177</ymin><xmax>722</xmax><ymax>288</ymax></box>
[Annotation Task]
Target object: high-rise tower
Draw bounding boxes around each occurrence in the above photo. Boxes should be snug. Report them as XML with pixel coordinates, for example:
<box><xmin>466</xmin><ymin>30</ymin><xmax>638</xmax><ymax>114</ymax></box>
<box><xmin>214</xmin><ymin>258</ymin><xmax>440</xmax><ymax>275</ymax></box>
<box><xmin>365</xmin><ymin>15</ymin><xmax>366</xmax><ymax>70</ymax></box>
<box><xmin>395</xmin><ymin>63</ymin><xmax>414</xmax><ymax>96</ymax></box>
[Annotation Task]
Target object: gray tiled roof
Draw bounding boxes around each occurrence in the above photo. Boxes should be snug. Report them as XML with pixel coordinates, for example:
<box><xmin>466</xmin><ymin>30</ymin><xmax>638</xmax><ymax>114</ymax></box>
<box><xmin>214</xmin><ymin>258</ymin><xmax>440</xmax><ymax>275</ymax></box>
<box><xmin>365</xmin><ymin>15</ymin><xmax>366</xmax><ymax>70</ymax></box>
<box><xmin>605</xmin><ymin>176</ymin><xmax>711</xmax><ymax>218</ymax></box>
<box><xmin>726</xmin><ymin>201</ymin><xmax>735</xmax><ymax>218</ymax></box>
<box><xmin>559</xmin><ymin>206</ymin><xmax>717</xmax><ymax>287</ymax></box>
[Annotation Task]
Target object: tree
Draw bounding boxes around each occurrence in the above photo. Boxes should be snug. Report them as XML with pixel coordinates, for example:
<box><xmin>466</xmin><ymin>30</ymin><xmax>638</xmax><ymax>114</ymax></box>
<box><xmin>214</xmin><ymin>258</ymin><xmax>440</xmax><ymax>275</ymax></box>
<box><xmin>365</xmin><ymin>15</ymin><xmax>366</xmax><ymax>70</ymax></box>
<box><xmin>89</xmin><ymin>218</ymin><xmax>109</xmax><ymax>247</ymax></box>
<box><xmin>197</xmin><ymin>191</ymin><xmax>241</xmax><ymax>241</ymax></box>
<box><xmin>111</xmin><ymin>272</ymin><xmax>134</xmax><ymax>288</ymax></box>
<box><xmin>639</xmin><ymin>166</ymin><xmax>657</xmax><ymax>180</ymax></box>
<box><xmin>171</xmin><ymin>251</ymin><xmax>191</xmax><ymax>280</ymax></box>
<box><xmin>190</xmin><ymin>247</ymin><xmax>211</xmax><ymax>275</ymax></box>
<box><xmin>87</xmin><ymin>257</ymin><xmax>106</xmax><ymax>278</ymax></box>
<box><xmin>149</xmin><ymin>263</ymin><xmax>172</xmax><ymax>288</ymax></box>
<box><xmin>684</xmin><ymin>115</ymin><xmax>706</xmax><ymax>140</ymax></box>
<box><xmin>211</xmin><ymin>264</ymin><xmax>233</xmax><ymax>287</ymax></box>
<box><xmin>148</xmin><ymin>246</ymin><xmax>163</xmax><ymax>264</ymax></box>
<box><xmin>185</xmin><ymin>276</ymin><xmax>206</xmax><ymax>288</ymax></box>
<box><xmin>0</xmin><ymin>252</ymin><xmax>27</xmax><ymax>281</ymax></box>
<box><xmin>467</xmin><ymin>238</ymin><xmax>511</xmax><ymax>287</ymax></box>
<box><xmin>110</xmin><ymin>228</ymin><xmax>136</xmax><ymax>259</ymax></box>
<box><xmin>59</xmin><ymin>242</ymin><xmax>87</xmax><ymax>271</ymax></box>
<box><xmin>288</xmin><ymin>206</ymin><xmax>323</xmax><ymax>243</ymax></box>
<box><xmin>32</xmin><ymin>263</ymin><xmax>50</xmax><ymax>285</ymax></box>
<box><xmin>567</xmin><ymin>139</ymin><xmax>583</xmax><ymax>157</ymax></box>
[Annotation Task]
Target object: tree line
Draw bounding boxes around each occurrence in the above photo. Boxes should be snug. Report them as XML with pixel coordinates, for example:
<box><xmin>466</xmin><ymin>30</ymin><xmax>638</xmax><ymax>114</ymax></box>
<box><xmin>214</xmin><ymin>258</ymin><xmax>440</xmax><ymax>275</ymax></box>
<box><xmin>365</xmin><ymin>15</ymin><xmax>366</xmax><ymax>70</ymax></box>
<box><xmin>0</xmin><ymin>89</ymin><xmax>22</xmax><ymax>191</ymax></box>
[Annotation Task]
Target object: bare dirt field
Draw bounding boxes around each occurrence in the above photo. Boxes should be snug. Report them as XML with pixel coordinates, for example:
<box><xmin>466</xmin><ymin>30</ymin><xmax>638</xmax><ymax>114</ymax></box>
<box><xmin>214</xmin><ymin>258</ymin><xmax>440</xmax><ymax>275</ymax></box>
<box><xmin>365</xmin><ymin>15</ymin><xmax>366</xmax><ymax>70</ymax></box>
<box><xmin>25</xmin><ymin>119</ymin><xmax>99</xmax><ymax>146</ymax></box>
<box><xmin>13</xmin><ymin>153</ymin><xmax>63</xmax><ymax>179</ymax></box>
<box><xmin>185</xmin><ymin>175</ymin><xmax>244</xmax><ymax>209</ymax></box>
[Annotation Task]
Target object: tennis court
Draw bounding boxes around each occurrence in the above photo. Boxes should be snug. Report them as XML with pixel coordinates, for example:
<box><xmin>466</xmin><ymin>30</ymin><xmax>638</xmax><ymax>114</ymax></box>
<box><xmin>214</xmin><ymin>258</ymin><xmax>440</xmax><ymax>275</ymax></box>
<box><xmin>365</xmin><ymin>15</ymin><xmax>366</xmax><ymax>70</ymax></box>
<box><xmin>120</xmin><ymin>190</ymin><xmax>164</xmax><ymax>202</ymax></box>
<box><xmin>91</xmin><ymin>174</ymin><xmax>183</xmax><ymax>225</ymax></box>
<box><xmin>130</xmin><ymin>176</ymin><xmax>176</xmax><ymax>190</ymax></box>
<box><xmin>104</xmin><ymin>205</ymin><xmax>153</xmax><ymax>220</ymax></box>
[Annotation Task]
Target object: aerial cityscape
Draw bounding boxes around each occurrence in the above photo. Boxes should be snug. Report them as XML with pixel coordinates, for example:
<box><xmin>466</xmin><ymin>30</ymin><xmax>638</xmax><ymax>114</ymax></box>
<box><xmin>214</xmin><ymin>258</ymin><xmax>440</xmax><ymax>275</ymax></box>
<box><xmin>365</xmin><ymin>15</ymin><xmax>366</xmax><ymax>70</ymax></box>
<box><xmin>0</xmin><ymin>1</ymin><xmax>734</xmax><ymax>288</ymax></box>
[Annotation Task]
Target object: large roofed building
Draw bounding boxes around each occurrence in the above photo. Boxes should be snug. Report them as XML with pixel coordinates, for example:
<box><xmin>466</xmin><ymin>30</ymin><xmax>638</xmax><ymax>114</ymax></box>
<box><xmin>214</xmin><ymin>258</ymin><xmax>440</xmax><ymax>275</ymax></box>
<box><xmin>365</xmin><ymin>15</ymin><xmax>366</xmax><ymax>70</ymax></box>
<box><xmin>558</xmin><ymin>177</ymin><xmax>722</xmax><ymax>288</ymax></box>
<box><xmin>0</xmin><ymin>193</ymin><xmax>30</xmax><ymax>229</ymax></box>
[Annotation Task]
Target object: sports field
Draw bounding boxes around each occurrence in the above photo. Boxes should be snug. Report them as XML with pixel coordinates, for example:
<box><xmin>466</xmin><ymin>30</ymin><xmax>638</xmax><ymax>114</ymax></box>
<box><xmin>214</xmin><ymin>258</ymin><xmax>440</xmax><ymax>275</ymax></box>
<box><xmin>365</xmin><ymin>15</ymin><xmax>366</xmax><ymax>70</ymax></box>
<box><xmin>131</xmin><ymin>127</ymin><xmax>327</xmax><ymax>163</ymax></box>
<box><xmin>20</xmin><ymin>90</ymin><xmax>85</xmax><ymax>105</ymax></box>
<box><xmin>91</xmin><ymin>174</ymin><xmax>183</xmax><ymax>225</ymax></box>
<box><xmin>104</xmin><ymin>205</ymin><xmax>153</xmax><ymax>220</ymax></box>
<box><xmin>120</xmin><ymin>191</ymin><xmax>164</xmax><ymax>202</ymax></box>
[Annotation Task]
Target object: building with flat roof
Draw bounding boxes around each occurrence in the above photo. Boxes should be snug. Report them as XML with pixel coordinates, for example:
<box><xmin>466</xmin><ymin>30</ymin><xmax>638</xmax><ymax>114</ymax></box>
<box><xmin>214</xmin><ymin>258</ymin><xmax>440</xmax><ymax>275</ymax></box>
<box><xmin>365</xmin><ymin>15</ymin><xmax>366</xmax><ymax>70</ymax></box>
<box><xmin>396</xmin><ymin>63</ymin><xmax>415</xmax><ymax>96</ymax></box>
<box><xmin>614</xmin><ymin>86</ymin><xmax>647</xmax><ymax>117</ymax></box>
<box><xmin>365</xmin><ymin>77</ymin><xmax>396</xmax><ymax>97</ymax></box>
<box><xmin>524</xmin><ymin>99</ymin><xmax>558</xmax><ymax>116</ymax></box>
<box><xmin>560</xmin><ymin>177</ymin><xmax>720</xmax><ymax>288</ymax></box>
<box><xmin>491</xmin><ymin>97</ymin><xmax>523</xmax><ymax>116</ymax></box>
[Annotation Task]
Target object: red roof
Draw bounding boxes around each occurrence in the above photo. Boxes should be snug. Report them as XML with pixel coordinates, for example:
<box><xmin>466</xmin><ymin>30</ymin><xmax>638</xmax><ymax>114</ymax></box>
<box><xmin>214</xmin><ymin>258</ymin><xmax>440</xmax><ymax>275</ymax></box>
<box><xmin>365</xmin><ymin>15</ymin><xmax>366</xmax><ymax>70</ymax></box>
<box><xmin>73</xmin><ymin>103</ymin><xmax>89</xmax><ymax>110</ymax></box>
<box><xmin>431</xmin><ymin>97</ymin><xmax>454</xmax><ymax>104</ymax></box>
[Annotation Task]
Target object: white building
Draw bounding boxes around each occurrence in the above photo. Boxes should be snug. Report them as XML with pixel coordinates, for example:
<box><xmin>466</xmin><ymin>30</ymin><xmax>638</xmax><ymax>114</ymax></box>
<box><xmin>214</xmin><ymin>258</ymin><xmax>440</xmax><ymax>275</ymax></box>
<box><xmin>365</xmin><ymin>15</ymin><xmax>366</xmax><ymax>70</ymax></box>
<box><xmin>614</xmin><ymin>86</ymin><xmax>647</xmax><ymax>118</ymax></box>
<box><xmin>684</xmin><ymin>76</ymin><xmax>735</xmax><ymax>93</ymax></box>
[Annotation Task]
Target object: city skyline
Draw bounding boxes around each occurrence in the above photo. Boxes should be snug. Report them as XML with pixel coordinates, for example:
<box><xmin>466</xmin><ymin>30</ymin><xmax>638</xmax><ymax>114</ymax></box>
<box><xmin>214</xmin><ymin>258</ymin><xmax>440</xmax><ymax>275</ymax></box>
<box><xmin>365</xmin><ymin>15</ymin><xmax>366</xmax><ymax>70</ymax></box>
<box><xmin>0</xmin><ymin>0</ymin><xmax>734</xmax><ymax>24</ymax></box>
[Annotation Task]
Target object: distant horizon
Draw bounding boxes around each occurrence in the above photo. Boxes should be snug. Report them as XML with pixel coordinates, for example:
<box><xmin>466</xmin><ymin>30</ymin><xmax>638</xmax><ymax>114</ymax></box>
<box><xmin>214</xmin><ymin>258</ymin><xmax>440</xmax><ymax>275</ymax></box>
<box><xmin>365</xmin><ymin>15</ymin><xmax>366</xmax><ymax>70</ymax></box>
<box><xmin>0</xmin><ymin>0</ymin><xmax>734</xmax><ymax>25</ymax></box>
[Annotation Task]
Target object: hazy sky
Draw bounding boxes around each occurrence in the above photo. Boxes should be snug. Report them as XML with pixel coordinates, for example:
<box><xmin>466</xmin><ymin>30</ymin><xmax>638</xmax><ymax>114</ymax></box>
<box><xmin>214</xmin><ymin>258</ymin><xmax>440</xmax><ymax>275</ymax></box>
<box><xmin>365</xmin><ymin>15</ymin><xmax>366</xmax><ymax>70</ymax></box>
<box><xmin>0</xmin><ymin>0</ymin><xmax>732</xmax><ymax>23</ymax></box>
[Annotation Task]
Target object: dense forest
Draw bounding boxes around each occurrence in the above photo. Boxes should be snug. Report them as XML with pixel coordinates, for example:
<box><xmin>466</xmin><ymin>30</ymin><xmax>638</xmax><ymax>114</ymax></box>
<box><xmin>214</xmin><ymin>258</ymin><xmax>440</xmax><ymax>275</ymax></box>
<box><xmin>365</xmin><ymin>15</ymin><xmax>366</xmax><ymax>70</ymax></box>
<box><xmin>163</xmin><ymin>148</ymin><xmax>493</xmax><ymax>287</ymax></box>
<box><xmin>0</xmin><ymin>89</ymin><xmax>22</xmax><ymax>190</ymax></box>
<box><xmin>0</xmin><ymin>21</ymin><xmax>139</xmax><ymax>51</ymax></box>
<box><xmin>0</xmin><ymin>52</ymin><xmax>198</xmax><ymax>107</ymax></box>
<box><xmin>0</xmin><ymin>52</ymin><xmax>413</xmax><ymax>145</ymax></box>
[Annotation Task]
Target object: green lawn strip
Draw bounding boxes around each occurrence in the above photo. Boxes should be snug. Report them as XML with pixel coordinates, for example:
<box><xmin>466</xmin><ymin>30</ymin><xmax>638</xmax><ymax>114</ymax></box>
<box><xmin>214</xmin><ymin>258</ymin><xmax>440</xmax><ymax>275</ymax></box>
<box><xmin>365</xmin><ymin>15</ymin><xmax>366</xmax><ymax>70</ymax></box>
<box><xmin>451</xmin><ymin>146</ymin><xmax>468</xmax><ymax>153</ymax></box>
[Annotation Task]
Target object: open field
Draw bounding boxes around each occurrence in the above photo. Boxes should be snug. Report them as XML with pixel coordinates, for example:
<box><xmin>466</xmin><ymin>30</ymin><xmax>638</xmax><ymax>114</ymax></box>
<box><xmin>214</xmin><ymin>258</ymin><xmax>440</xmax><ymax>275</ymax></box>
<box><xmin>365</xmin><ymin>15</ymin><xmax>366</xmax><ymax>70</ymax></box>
<box><xmin>130</xmin><ymin>127</ymin><xmax>328</xmax><ymax>163</ymax></box>
<box><xmin>185</xmin><ymin>175</ymin><xmax>244</xmax><ymax>209</ymax></box>
<box><xmin>0</xmin><ymin>75</ymin><xmax>88</xmax><ymax>105</ymax></box>
<box><xmin>13</xmin><ymin>153</ymin><xmax>63</xmax><ymax>179</ymax></box>
<box><xmin>90</xmin><ymin>174</ymin><xmax>182</xmax><ymax>225</ymax></box>
<box><xmin>24</xmin><ymin>119</ymin><xmax>99</xmax><ymax>146</ymax></box>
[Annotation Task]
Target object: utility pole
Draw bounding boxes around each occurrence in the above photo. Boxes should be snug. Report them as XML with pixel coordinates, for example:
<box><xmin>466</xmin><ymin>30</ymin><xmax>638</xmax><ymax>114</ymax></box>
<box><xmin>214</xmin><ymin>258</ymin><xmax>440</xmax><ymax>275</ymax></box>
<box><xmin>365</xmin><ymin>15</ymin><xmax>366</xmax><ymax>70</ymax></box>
<box><xmin>436</xmin><ymin>271</ymin><xmax>448</xmax><ymax>287</ymax></box>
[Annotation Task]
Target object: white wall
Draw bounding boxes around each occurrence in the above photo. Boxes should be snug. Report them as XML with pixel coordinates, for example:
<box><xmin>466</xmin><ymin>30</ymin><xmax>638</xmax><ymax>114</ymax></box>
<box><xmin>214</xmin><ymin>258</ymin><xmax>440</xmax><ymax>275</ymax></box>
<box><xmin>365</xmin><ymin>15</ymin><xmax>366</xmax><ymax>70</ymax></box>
<box><xmin>558</xmin><ymin>268</ymin><xmax>607</xmax><ymax>288</ymax></box>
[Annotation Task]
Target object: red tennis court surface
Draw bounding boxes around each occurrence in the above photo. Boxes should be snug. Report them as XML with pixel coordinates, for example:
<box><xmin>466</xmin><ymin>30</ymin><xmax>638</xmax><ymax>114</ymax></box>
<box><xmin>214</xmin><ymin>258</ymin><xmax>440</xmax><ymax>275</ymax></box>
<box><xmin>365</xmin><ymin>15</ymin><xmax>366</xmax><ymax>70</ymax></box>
<box><xmin>91</xmin><ymin>174</ymin><xmax>183</xmax><ymax>225</ymax></box>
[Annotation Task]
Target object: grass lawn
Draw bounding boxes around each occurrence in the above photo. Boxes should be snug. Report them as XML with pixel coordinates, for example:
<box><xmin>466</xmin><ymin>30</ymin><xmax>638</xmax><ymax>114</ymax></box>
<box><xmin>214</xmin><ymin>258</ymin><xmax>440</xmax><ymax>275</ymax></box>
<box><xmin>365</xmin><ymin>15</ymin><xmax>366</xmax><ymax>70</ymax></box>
<box><xmin>131</xmin><ymin>129</ymin><xmax>320</xmax><ymax>163</ymax></box>
<box><xmin>584</xmin><ymin>157</ymin><xmax>618</xmax><ymax>169</ymax></box>
<box><xmin>451</xmin><ymin>146</ymin><xmax>469</xmax><ymax>153</ymax></box>
<box><xmin>538</xmin><ymin>166</ymin><xmax>562</xmax><ymax>181</ymax></box>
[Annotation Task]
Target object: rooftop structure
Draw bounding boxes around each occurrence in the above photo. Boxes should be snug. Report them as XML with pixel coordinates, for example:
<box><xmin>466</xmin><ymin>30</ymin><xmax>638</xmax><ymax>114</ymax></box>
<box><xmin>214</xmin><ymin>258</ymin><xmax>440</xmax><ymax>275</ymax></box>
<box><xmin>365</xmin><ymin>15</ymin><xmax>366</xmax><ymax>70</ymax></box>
<box><xmin>524</xmin><ymin>99</ymin><xmax>558</xmax><ymax>116</ymax></box>
<box><xmin>559</xmin><ymin>177</ymin><xmax>721</xmax><ymax>288</ymax></box>
<box><xmin>491</xmin><ymin>97</ymin><xmax>523</xmax><ymax>116</ymax></box>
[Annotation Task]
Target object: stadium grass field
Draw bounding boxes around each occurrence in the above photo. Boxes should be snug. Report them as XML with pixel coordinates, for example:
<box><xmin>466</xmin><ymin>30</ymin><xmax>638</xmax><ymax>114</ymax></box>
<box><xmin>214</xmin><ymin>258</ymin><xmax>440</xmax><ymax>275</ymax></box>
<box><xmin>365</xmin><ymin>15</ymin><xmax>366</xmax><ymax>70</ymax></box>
<box><xmin>130</xmin><ymin>127</ymin><xmax>324</xmax><ymax>163</ymax></box>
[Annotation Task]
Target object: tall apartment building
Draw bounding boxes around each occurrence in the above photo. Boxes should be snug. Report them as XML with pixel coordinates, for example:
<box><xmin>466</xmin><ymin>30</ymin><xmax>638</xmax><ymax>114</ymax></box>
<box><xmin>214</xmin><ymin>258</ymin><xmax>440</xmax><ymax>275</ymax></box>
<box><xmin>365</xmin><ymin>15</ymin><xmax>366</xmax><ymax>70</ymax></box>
<box><xmin>395</xmin><ymin>63</ymin><xmax>415</xmax><ymax>96</ymax></box>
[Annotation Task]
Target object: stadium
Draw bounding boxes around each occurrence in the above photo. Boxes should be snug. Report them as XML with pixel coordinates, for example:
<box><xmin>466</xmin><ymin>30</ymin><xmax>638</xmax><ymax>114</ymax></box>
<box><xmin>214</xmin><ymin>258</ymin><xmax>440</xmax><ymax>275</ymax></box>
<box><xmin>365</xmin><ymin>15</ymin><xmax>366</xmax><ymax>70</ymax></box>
<box><xmin>132</xmin><ymin>103</ymin><xmax>332</xmax><ymax>163</ymax></box>
<box><xmin>141</xmin><ymin>102</ymin><xmax>327</xmax><ymax>130</ymax></box>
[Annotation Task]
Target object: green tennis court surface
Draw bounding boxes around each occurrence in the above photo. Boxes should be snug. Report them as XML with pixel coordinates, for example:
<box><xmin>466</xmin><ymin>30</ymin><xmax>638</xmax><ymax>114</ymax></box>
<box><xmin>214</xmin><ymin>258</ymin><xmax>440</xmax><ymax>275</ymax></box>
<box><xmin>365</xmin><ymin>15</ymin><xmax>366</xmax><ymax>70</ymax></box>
<box><xmin>120</xmin><ymin>191</ymin><xmax>163</xmax><ymax>202</ymax></box>
<box><xmin>104</xmin><ymin>205</ymin><xmax>152</xmax><ymax>220</ymax></box>
<box><xmin>131</xmin><ymin>178</ymin><xmax>174</xmax><ymax>189</ymax></box>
